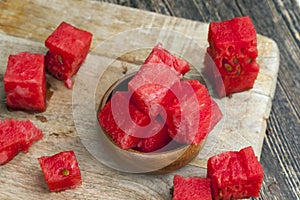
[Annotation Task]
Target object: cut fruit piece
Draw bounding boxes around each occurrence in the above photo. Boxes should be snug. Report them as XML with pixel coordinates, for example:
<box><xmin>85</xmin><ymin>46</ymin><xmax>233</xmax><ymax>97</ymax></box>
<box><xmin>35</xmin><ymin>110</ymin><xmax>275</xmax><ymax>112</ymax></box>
<box><xmin>165</xmin><ymin>80</ymin><xmax>212</xmax><ymax>145</ymax></box>
<box><xmin>98</xmin><ymin>91</ymin><xmax>144</xmax><ymax>149</ymax></box>
<box><xmin>207</xmin><ymin>146</ymin><xmax>264</xmax><ymax>200</ymax></box>
<box><xmin>144</xmin><ymin>43</ymin><xmax>190</xmax><ymax>77</ymax></box>
<box><xmin>45</xmin><ymin>21</ymin><xmax>92</xmax><ymax>89</ymax></box>
<box><xmin>173</xmin><ymin>174</ymin><xmax>212</xmax><ymax>200</ymax></box>
<box><xmin>128</xmin><ymin>63</ymin><xmax>180</xmax><ymax>117</ymax></box>
<box><xmin>135</xmin><ymin>122</ymin><xmax>171</xmax><ymax>153</ymax></box>
<box><xmin>206</xmin><ymin>16</ymin><xmax>259</xmax><ymax>96</ymax></box>
<box><xmin>98</xmin><ymin>91</ymin><xmax>173</xmax><ymax>151</ymax></box>
<box><xmin>38</xmin><ymin>151</ymin><xmax>82</xmax><ymax>192</ymax></box>
<box><xmin>0</xmin><ymin>119</ymin><xmax>43</xmax><ymax>165</ymax></box>
<box><xmin>4</xmin><ymin>52</ymin><xmax>46</xmax><ymax>112</ymax></box>
<box><xmin>207</xmin><ymin>99</ymin><xmax>223</xmax><ymax>133</ymax></box>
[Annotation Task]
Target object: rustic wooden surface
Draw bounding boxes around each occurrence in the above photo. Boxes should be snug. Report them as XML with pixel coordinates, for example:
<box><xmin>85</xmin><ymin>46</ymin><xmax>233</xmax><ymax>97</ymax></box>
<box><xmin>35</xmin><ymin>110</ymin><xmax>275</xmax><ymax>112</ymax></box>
<box><xmin>0</xmin><ymin>0</ymin><xmax>298</xmax><ymax>200</ymax></box>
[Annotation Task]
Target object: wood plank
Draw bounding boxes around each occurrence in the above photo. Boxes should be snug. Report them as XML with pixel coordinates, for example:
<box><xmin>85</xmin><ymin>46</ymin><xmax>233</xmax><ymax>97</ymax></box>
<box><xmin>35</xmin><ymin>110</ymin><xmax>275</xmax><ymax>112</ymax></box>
<box><xmin>108</xmin><ymin>1</ymin><xmax>299</xmax><ymax>199</ymax></box>
<box><xmin>0</xmin><ymin>0</ymin><xmax>281</xmax><ymax>199</ymax></box>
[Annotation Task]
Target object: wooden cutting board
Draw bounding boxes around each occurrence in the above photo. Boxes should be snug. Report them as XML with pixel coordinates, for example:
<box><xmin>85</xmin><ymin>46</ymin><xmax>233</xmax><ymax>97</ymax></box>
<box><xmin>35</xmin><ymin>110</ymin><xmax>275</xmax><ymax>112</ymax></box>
<box><xmin>0</xmin><ymin>0</ymin><xmax>279</xmax><ymax>199</ymax></box>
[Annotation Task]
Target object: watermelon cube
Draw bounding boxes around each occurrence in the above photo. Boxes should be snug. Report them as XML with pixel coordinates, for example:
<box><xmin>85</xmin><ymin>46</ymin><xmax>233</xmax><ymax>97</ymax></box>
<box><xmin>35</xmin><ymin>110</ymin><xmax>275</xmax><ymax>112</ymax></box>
<box><xmin>128</xmin><ymin>63</ymin><xmax>180</xmax><ymax>117</ymax></box>
<box><xmin>207</xmin><ymin>99</ymin><xmax>223</xmax><ymax>133</ymax></box>
<box><xmin>0</xmin><ymin>119</ymin><xmax>43</xmax><ymax>165</ymax></box>
<box><xmin>135</xmin><ymin>122</ymin><xmax>171</xmax><ymax>153</ymax></box>
<box><xmin>4</xmin><ymin>52</ymin><xmax>46</xmax><ymax>112</ymax></box>
<box><xmin>144</xmin><ymin>43</ymin><xmax>190</xmax><ymax>77</ymax></box>
<box><xmin>173</xmin><ymin>174</ymin><xmax>212</xmax><ymax>200</ymax></box>
<box><xmin>207</xmin><ymin>146</ymin><xmax>264</xmax><ymax>200</ymax></box>
<box><xmin>206</xmin><ymin>16</ymin><xmax>259</xmax><ymax>96</ymax></box>
<box><xmin>38</xmin><ymin>151</ymin><xmax>82</xmax><ymax>192</ymax></box>
<box><xmin>98</xmin><ymin>91</ymin><xmax>150</xmax><ymax>150</ymax></box>
<box><xmin>165</xmin><ymin>80</ymin><xmax>212</xmax><ymax>145</ymax></box>
<box><xmin>45</xmin><ymin>21</ymin><xmax>92</xmax><ymax>89</ymax></box>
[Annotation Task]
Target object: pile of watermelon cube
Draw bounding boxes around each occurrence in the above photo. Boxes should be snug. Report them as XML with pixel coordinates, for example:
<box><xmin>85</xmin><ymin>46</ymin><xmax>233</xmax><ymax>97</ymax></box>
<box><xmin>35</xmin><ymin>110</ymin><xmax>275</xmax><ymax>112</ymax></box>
<box><xmin>3</xmin><ymin>21</ymin><xmax>92</xmax><ymax>113</ymax></box>
<box><xmin>98</xmin><ymin>43</ymin><xmax>223</xmax><ymax>152</ymax></box>
<box><xmin>1</xmin><ymin>21</ymin><xmax>91</xmax><ymax>192</ymax></box>
<box><xmin>172</xmin><ymin>146</ymin><xmax>264</xmax><ymax>200</ymax></box>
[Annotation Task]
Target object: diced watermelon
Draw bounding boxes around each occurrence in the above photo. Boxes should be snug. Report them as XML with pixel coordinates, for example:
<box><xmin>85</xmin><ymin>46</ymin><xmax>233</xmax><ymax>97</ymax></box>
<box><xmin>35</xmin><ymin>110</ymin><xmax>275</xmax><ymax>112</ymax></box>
<box><xmin>98</xmin><ymin>91</ymin><xmax>148</xmax><ymax>150</ymax></box>
<box><xmin>4</xmin><ymin>52</ymin><xmax>46</xmax><ymax>112</ymax></box>
<box><xmin>144</xmin><ymin>43</ymin><xmax>190</xmax><ymax>77</ymax></box>
<box><xmin>45</xmin><ymin>21</ymin><xmax>92</xmax><ymax>89</ymax></box>
<box><xmin>206</xmin><ymin>16</ymin><xmax>259</xmax><ymax>96</ymax></box>
<box><xmin>207</xmin><ymin>99</ymin><xmax>223</xmax><ymax>133</ymax></box>
<box><xmin>135</xmin><ymin>122</ymin><xmax>171</xmax><ymax>153</ymax></box>
<box><xmin>0</xmin><ymin>119</ymin><xmax>43</xmax><ymax>165</ymax></box>
<box><xmin>165</xmin><ymin>80</ymin><xmax>212</xmax><ymax>145</ymax></box>
<box><xmin>173</xmin><ymin>174</ymin><xmax>212</xmax><ymax>200</ymax></box>
<box><xmin>128</xmin><ymin>63</ymin><xmax>180</xmax><ymax>117</ymax></box>
<box><xmin>207</xmin><ymin>146</ymin><xmax>264</xmax><ymax>200</ymax></box>
<box><xmin>38</xmin><ymin>151</ymin><xmax>82</xmax><ymax>192</ymax></box>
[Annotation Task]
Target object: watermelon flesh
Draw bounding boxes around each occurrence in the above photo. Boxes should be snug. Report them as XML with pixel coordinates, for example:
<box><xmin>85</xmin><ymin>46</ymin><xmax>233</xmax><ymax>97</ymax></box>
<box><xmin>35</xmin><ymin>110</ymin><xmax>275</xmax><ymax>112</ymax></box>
<box><xmin>99</xmin><ymin>91</ymin><xmax>171</xmax><ymax>150</ymax></box>
<box><xmin>128</xmin><ymin>63</ymin><xmax>180</xmax><ymax>117</ymax></box>
<box><xmin>173</xmin><ymin>174</ymin><xmax>212</xmax><ymax>200</ymax></box>
<box><xmin>207</xmin><ymin>99</ymin><xmax>223</xmax><ymax>133</ymax></box>
<box><xmin>165</xmin><ymin>80</ymin><xmax>212</xmax><ymax>145</ymax></box>
<box><xmin>4</xmin><ymin>52</ymin><xmax>46</xmax><ymax>112</ymax></box>
<box><xmin>135</xmin><ymin>122</ymin><xmax>171</xmax><ymax>153</ymax></box>
<box><xmin>207</xmin><ymin>146</ymin><xmax>264</xmax><ymax>200</ymax></box>
<box><xmin>206</xmin><ymin>16</ymin><xmax>259</xmax><ymax>96</ymax></box>
<box><xmin>0</xmin><ymin>119</ymin><xmax>43</xmax><ymax>165</ymax></box>
<box><xmin>98</xmin><ymin>92</ymin><xmax>143</xmax><ymax>149</ymax></box>
<box><xmin>144</xmin><ymin>43</ymin><xmax>190</xmax><ymax>77</ymax></box>
<box><xmin>45</xmin><ymin>21</ymin><xmax>92</xmax><ymax>89</ymax></box>
<box><xmin>38</xmin><ymin>151</ymin><xmax>82</xmax><ymax>192</ymax></box>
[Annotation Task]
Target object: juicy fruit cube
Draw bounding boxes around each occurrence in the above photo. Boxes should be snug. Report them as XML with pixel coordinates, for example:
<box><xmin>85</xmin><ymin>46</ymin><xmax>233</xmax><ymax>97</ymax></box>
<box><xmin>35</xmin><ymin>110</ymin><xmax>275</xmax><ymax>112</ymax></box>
<box><xmin>98</xmin><ymin>91</ymin><xmax>149</xmax><ymax>149</ymax></box>
<box><xmin>4</xmin><ymin>52</ymin><xmax>46</xmax><ymax>112</ymax></box>
<box><xmin>135</xmin><ymin>122</ymin><xmax>171</xmax><ymax>153</ymax></box>
<box><xmin>165</xmin><ymin>80</ymin><xmax>212</xmax><ymax>145</ymax></box>
<box><xmin>207</xmin><ymin>99</ymin><xmax>223</xmax><ymax>133</ymax></box>
<box><xmin>128</xmin><ymin>63</ymin><xmax>180</xmax><ymax>116</ymax></box>
<box><xmin>144</xmin><ymin>43</ymin><xmax>190</xmax><ymax>77</ymax></box>
<box><xmin>0</xmin><ymin>119</ymin><xmax>43</xmax><ymax>165</ymax></box>
<box><xmin>173</xmin><ymin>174</ymin><xmax>212</xmax><ymax>200</ymax></box>
<box><xmin>45</xmin><ymin>21</ymin><xmax>92</xmax><ymax>88</ymax></box>
<box><xmin>207</xmin><ymin>146</ymin><xmax>264</xmax><ymax>200</ymax></box>
<box><xmin>206</xmin><ymin>16</ymin><xmax>259</xmax><ymax>96</ymax></box>
<box><xmin>38</xmin><ymin>151</ymin><xmax>82</xmax><ymax>192</ymax></box>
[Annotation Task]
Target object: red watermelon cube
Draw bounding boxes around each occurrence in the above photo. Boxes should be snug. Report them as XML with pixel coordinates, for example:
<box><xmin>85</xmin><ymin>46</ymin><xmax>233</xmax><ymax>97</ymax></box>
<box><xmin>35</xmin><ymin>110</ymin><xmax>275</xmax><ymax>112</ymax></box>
<box><xmin>38</xmin><ymin>151</ymin><xmax>82</xmax><ymax>192</ymax></box>
<box><xmin>207</xmin><ymin>146</ymin><xmax>264</xmax><ymax>200</ymax></box>
<box><xmin>207</xmin><ymin>99</ymin><xmax>223</xmax><ymax>133</ymax></box>
<box><xmin>45</xmin><ymin>21</ymin><xmax>92</xmax><ymax>89</ymax></box>
<box><xmin>128</xmin><ymin>63</ymin><xmax>180</xmax><ymax>117</ymax></box>
<box><xmin>165</xmin><ymin>80</ymin><xmax>212</xmax><ymax>145</ymax></box>
<box><xmin>173</xmin><ymin>174</ymin><xmax>212</xmax><ymax>200</ymax></box>
<box><xmin>4</xmin><ymin>52</ymin><xmax>46</xmax><ymax>112</ymax></box>
<box><xmin>0</xmin><ymin>119</ymin><xmax>43</xmax><ymax>165</ymax></box>
<box><xmin>98</xmin><ymin>91</ymin><xmax>149</xmax><ymax>150</ymax></box>
<box><xmin>144</xmin><ymin>43</ymin><xmax>190</xmax><ymax>77</ymax></box>
<box><xmin>206</xmin><ymin>16</ymin><xmax>259</xmax><ymax>96</ymax></box>
<box><xmin>135</xmin><ymin>122</ymin><xmax>171</xmax><ymax>153</ymax></box>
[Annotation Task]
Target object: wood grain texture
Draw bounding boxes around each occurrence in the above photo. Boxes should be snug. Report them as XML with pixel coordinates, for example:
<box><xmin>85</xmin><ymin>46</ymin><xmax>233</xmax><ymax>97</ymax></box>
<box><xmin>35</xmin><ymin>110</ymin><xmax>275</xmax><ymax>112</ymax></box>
<box><xmin>0</xmin><ymin>0</ymin><xmax>298</xmax><ymax>200</ymax></box>
<box><xmin>100</xmin><ymin>1</ymin><xmax>300</xmax><ymax>199</ymax></box>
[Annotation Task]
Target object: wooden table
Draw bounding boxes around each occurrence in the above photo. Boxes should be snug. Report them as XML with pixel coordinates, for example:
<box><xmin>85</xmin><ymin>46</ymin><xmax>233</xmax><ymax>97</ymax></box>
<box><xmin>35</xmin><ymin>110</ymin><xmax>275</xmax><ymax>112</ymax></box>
<box><xmin>105</xmin><ymin>1</ymin><xmax>300</xmax><ymax>200</ymax></box>
<box><xmin>0</xmin><ymin>0</ymin><xmax>299</xmax><ymax>199</ymax></box>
